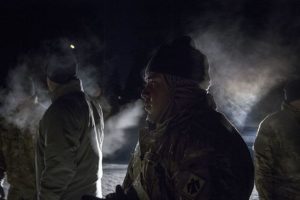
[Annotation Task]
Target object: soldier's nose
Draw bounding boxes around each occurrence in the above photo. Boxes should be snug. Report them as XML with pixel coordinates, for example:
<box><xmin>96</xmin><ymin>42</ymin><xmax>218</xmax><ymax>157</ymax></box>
<box><xmin>141</xmin><ymin>87</ymin><xmax>150</xmax><ymax>101</ymax></box>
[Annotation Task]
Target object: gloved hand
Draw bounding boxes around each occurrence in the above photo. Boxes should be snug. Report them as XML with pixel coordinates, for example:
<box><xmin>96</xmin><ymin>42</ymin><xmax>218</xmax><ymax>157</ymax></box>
<box><xmin>105</xmin><ymin>185</ymin><xmax>127</xmax><ymax>200</ymax></box>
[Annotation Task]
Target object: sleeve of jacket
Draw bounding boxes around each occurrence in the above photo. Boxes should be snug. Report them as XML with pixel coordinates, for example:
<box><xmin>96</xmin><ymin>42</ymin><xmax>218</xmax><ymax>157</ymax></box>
<box><xmin>254</xmin><ymin>118</ymin><xmax>275</xmax><ymax>200</ymax></box>
<box><xmin>38</xmin><ymin>106</ymin><xmax>81</xmax><ymax>200</ymax></box>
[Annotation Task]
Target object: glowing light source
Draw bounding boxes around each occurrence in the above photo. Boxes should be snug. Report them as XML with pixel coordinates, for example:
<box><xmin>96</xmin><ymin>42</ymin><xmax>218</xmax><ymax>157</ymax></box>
<box><xmin>70</xmin><ymin>44</ymin><xmax>75</xmax><ymax>49</ymax></box>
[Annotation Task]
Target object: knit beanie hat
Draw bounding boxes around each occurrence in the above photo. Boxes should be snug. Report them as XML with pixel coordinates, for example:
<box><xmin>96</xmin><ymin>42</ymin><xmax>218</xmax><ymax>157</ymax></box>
<box><xmin>46</xmin><ymin>46</ymin><xmax>78</xmax><ymax>84</ymax></box>
<box><xmin>146</xmin><ymin>36</ymin><xmax>209</xmax><ymax>82</ymax></box>
<box><xmin>284</xmin><ymin>78</ymin><xmax>300</xmax><ymax>103</ymax></box>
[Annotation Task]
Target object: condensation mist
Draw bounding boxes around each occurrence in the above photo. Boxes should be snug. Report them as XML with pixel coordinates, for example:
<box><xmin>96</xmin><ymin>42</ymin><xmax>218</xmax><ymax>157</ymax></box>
<box><xmin>191</xmin><ymin>29</ymin><xmax>295</xmax><ymax>129</ymax></box>
<box><xmin>102</xmin><ymin>100</ymin><xmax>143</xmax><ymax>157</ymax></box>
<box><xmin>0</xmin><ymin>65</ymin><xmax>49</xmax><ymax>134</ymax></box>
<box><xmin>0</xmin><ymin>38</ymin><xmax>107</xmax><ymax>135</ymax></box>
<box><xmin>172</xmin><ymin>0</ymin><xmax>300</xmax><ymax>131</ymax></box>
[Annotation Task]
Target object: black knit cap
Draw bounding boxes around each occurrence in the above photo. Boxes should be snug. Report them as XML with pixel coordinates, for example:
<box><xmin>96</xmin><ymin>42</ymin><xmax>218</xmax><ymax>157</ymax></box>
<box><xmin>46</xmin><ymin>45</ymin><xmax>78</xmax><ymax>84</ymax></box>
<box><xmin>284</xmin><ymin>78</ymin><xmax>300</xmax><ymax>103</ymax></box>
<box><xmin>146</xmin><ymin>36</ymin><xmax>209</xmax><ymax>82</ymax></box>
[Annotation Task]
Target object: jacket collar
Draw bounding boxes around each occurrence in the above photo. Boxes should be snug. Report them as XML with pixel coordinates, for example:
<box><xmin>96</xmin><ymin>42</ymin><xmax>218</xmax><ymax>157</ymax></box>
<box><xmin>50</xmin><ymin>79</ymin><xmax>83</xmax><ymax>102</ymax></box>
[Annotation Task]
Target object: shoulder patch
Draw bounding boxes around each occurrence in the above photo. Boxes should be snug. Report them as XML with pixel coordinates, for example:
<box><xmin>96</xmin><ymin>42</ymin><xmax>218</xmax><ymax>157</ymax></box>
<box><xmin>182</xmin><ymin>173</ymin><xmax>205</xmax><ymax>199</ymax></box>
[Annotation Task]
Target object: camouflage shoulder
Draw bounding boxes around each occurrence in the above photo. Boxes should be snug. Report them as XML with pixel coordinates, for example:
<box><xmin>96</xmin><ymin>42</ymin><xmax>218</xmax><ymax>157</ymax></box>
<box><xmin>259</xmin><ymin>110</ymin><xmax>282</xmax><ymax>126</ymax></box>
<box><xmin>175</xmin><ymin>171</ymin><xmax>207</xmax><ymax>200</ymax></box>
<box><xmin>257</xmin><ymin>110</ymin><xmax>283</xmax><ymax>136</ymax></box>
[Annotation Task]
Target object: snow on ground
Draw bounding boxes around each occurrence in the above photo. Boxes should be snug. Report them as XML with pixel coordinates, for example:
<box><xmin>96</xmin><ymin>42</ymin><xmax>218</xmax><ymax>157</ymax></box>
<box><xmin>102</xmin><ymin>163</ymin><xmax>259</xmax><ymax>200</ymax></box>
<box><xmin>102</xmin><ymin>164</ymin><xmax>128</xmax><ymax>196</ymax></box>
<box><xmin>1</xmin><ymin>163</ymin><xmax>258</xmax><ymax>199</ymax></box>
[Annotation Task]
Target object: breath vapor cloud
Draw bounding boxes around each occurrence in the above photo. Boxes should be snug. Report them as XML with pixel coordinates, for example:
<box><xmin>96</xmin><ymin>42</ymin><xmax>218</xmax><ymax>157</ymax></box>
<box><xmin>102</xmin><ymin>100</ymin><xmax>144</xmax><ymax>157</ymax></box>
<box><xmin>0</xmin><ymin>64</ymin><xmax>49</xmax><ymax>134</ymax></box>
<box><xmin>192</xmin><ymin>30</ymin><xmax>294</xmax><ymax>128</ymax></box>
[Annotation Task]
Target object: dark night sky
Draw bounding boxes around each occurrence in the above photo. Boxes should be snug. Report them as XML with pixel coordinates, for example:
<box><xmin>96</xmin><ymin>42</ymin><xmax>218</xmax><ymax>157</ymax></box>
<box><xmin>1</xmin><ymin>0</ymin><xmax>300</xmax><ymax>114</ymax></box>
<box><xmin>1</xmin><ymin>2</ymin><xmax>300</xmax><ymax>75</ymax></box>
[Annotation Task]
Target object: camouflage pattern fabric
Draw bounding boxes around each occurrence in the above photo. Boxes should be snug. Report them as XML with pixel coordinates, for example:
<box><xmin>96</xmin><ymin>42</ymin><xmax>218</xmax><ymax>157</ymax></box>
<box><xmin>254</xmin><ymin>102</ymin><xmax>300</xmax><ymax>200</ymax></box>
<box><xmin>123</xmin><ymin>93</ymin><xmax>254</xmax><ymax>200</ymax></box>
<box><xmin>0</xmin><ymin>118</ymin><xmax>36</xmax><ymax>200</ymax></box>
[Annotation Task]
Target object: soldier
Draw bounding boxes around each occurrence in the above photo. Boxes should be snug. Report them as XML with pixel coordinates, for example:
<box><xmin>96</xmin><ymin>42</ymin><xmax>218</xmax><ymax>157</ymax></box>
<box><xmin>83</xmin><ymin>36</ymin><xmax>254</xmax><ymax>200</ymax></box>
<box><xmin>0</xmin><ymin>74</ymin><xmax>45</xmax><ymax>200</ymax></box>
<box><xmin>36</xmin><ymin>48</ymin><xmax>104</xmax><ymax>200</ymax></box>
<box><xmin>254</xmin><ymin>78</ymin><xmax>300</xmax><ymax>199</ymax></box>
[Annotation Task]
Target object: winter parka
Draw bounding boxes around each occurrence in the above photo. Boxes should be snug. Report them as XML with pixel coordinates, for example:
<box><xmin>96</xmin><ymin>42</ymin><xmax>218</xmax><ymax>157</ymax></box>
<box><xmin>254</xmin><ymin>102</ymin><xmax>300</xmax><ymax>200</ymax></box>
<box><xmin>123</xmin><ymin>91</ymin><xmax>254</xmax><ymax>200</ymax></box>
<box><xmin>36</xmin><ymin>79</ymin><xmax>104</xmax><ymax>200</ymax></box>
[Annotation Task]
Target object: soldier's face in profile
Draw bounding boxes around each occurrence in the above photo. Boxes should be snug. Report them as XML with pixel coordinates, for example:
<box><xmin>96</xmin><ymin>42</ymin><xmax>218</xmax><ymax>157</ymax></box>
<box><xmin>141</xmin><ymin>72</ymin><xmax>170</xmax><ymax>123</ymax></box>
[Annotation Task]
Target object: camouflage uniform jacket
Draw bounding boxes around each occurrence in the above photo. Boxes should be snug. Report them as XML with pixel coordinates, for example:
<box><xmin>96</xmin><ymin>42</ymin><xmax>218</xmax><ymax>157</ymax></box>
<box><xmin>0</xmin><ymin>119</ymin><xmax>36</xmax><ymax>200</ymax></box>
<box><xmin>254</xmin><ymin>102</ymin><xmax>300</xmax><ymax>200</ymax></box>
<box><xmin>123</xmin><ymin>100</ymin><xmax>254</xmax><ymax>200</ymax></box>
<box><xmin>36</xmin><ymin>79</ymin><xmax>104</xmax><ymax>200</ymax></box>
